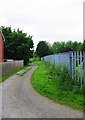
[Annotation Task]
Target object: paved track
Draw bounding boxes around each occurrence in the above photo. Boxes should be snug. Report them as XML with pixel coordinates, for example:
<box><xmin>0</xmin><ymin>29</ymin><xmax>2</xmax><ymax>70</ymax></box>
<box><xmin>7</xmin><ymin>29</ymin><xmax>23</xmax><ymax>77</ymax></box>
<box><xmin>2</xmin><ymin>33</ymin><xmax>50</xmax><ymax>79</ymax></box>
<box><xmin>0</xmin><ymin>64</ymin><xmax>84</xmax><ymax>118</ymax></box>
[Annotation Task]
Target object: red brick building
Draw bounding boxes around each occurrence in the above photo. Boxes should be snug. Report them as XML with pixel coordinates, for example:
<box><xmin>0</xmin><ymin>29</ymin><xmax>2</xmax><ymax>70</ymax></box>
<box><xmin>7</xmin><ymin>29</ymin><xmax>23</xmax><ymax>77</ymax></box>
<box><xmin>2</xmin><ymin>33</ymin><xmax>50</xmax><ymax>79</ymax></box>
<box><xmin>0</xmin><ymin>28</ymin><xmax>4</xmax><ymax>62</ymax></box>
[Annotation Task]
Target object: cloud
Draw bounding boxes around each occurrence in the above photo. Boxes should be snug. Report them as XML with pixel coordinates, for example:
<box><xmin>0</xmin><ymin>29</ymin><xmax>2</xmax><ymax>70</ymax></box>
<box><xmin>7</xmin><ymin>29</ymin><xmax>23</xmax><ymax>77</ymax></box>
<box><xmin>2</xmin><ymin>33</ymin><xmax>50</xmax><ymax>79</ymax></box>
<box><xmin>0</xmin><ymin>0</ymin><xmax>84</xmax><ymax>49</ymax></box>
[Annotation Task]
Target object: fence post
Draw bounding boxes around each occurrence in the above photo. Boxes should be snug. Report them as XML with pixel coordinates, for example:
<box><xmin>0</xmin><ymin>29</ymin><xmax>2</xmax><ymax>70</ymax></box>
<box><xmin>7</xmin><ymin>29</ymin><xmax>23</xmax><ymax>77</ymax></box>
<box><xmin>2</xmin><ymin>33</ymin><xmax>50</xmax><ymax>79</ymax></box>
<box><xmin>54</xmin><ymin>54</ymin><xmax>55</xmax><ymax>64</ymax></box>
<box><xmin>71</xmin><ymin>52</ymin><xmax>74</xmax><ymax>79</ymax></box>
<box><xmin>74</xmin><ymin>51</ymin><xmax>76</xmax><ymax>79</ymax></box>
<box><xmin>84</xmin><ymin>51</ymin><xmax>85</xmax><ymax>84</ymax></box>
<box><xmin>80</xmin><ymin>51</ymin><xmax>82</xmax><ymax>86</ymax></box>
<box><xmin>70</xmin><ymin>51</ymin><xmax>72</xmax><ymax>78</ymax></box>
<box><xmin>77</xmin><ymin>51</ymin><xmax>79</xmax><ymax>82</ymax></box>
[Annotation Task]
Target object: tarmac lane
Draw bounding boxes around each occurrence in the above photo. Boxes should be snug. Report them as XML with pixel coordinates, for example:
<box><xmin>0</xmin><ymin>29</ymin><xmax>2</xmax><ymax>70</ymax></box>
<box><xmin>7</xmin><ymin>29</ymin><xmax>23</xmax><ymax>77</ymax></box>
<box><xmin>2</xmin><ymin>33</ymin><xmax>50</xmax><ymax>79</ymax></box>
<box><xmin>0</xmin><ymin>64</ymin><xmax>84</xmax><ymax>118</ymax></box>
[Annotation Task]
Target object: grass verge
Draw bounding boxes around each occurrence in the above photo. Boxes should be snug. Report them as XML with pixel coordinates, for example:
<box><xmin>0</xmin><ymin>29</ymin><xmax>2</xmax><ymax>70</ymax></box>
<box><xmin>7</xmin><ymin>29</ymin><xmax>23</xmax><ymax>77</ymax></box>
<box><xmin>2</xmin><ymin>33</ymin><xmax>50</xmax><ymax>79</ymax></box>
<box><xmin>0</xmin><ymin>66</ymin><xmax>28</xmax><ymax>82</ymax></box>
<box><xmin>32</xmin><ymin>61</ymin><xmax>84</xmax><ymax>111</ymax></box>
<box><xmin>20</xmin><ymin>67</ymin><xmax>31</xmax><ymax>77</ymax></box>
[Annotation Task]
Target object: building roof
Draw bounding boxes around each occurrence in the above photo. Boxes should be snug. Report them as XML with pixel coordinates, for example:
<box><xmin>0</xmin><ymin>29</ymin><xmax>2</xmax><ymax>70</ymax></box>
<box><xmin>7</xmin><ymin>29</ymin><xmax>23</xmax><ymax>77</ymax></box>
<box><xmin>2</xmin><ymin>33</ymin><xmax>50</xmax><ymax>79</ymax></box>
<box><xmin>0</xmin><ymin>27</ymin><xmax>5</xmax><ymax>41</ymax></box>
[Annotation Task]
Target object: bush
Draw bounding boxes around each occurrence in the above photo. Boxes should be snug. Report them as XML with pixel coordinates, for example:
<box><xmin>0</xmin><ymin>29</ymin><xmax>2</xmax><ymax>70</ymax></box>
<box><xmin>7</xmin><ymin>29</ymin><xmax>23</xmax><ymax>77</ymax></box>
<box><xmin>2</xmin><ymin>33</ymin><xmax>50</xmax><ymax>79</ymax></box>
<box><xmin>57</xmin><ymin>66</ymin><xmax>72</xmax><ymax>91</ymax></box>
<box><xmin>29</xmin><ymin>56</ymin><xmax>40</xmax><ymax>63</ymax></box>
<box><xmin>76</xmin><ymin>62</ymin><xmax>84</xmax><ymax>81</ymax></box>
<box><xmin>44</xmin><ymin>61</ymin><xmax>84</xmax><ymax>95</ymax></box>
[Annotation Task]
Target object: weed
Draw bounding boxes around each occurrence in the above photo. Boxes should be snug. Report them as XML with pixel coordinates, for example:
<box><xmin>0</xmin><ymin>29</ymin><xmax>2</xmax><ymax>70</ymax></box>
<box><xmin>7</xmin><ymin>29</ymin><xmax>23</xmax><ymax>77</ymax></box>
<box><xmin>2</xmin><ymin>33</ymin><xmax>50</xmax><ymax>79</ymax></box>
<box><xmin>32</xmin><ymin>61</ymin><xmax>84</xmax><ymax>110</ymax></box>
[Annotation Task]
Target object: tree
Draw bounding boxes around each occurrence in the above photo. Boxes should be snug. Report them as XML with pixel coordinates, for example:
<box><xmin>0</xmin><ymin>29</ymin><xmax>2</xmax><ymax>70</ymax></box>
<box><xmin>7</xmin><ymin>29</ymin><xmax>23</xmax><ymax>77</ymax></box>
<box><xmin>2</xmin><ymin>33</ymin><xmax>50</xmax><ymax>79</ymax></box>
<box><xmin>51</xmin><ymin>41</ymin><xmax>65</xmax><ymax>53</ymax></box>
<box><xmin>65</xmin><ymin>40</ymin><xmax>73</xmax><ymax>48</ymax></box>
<box><xmin>2</xmin><ymin>26</ymin><xmax>34</xmax><ymax>65</ymax></box>
<box><xmin>51</xmin><ymin>40</ymin><xmax>83</xmax><ymax>53</ymax></box>
<box><xmin>36</xmin><ymin>41</ymin><xmax>51</xmax><ymax>58</ymax></box>
<box><xmin>72</xmin><ymin>41</ymin><xmax>78</xmax><ymax>50</ymax></box>
<box><xmin>81</xmin><ymin>40</ymin><xmax>85</xmax><ymax>51</ymax></box>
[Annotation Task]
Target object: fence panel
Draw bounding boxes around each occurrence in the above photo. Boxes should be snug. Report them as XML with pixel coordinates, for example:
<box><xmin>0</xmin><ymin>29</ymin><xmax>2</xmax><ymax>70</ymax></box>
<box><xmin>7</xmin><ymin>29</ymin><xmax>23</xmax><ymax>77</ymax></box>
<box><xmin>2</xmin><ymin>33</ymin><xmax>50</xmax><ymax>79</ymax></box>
<box><xmin>0</xmin><ymin>60</ymin><xmax>24</xmax><ymax>77</ymax></box>
<box><xmin>41</xmin><ymin>51</ymin><xmax>85</xmax><ymax>85</ymax></box>
<box><xmin>70</xmin><ymin>51</ymin><xmax>84</xmax><ymax>86</ymax></box>
<box><xmin>42</xmin><ymin>52</ymin><xmax>71</xmax><ymax>72</ymax></box>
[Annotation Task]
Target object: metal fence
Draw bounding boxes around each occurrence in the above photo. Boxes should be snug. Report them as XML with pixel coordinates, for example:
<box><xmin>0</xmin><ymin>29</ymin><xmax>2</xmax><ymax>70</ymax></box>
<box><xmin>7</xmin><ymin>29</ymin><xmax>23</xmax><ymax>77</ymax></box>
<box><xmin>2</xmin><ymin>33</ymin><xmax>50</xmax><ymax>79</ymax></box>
<box><xmin>41</xmin><ymin>51</ymin><xmax>85</xmax><ymax>85</ymax></box>
<box><xmin>0</xmin><ymin>60</ymin><xmax>24</xmax><ymax>77</ymax></box>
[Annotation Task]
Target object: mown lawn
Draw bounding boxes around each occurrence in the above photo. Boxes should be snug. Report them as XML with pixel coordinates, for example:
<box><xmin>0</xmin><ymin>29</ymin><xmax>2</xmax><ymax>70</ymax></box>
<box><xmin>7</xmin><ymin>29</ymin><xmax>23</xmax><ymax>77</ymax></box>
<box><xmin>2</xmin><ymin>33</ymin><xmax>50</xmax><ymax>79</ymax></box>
<box><xmin>32</xmin><ymin>61</ymin><xmax>84</xmax><ymax>111</ymax></box>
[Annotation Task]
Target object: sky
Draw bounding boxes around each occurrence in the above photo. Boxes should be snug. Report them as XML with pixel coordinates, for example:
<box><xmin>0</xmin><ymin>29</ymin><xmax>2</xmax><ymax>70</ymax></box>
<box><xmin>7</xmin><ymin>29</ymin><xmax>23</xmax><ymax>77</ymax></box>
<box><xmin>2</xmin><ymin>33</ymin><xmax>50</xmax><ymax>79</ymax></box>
<box><xmin>0</xmin><ymin>0</ymin><xmax>84</xmax><ymax>49</ymax></box>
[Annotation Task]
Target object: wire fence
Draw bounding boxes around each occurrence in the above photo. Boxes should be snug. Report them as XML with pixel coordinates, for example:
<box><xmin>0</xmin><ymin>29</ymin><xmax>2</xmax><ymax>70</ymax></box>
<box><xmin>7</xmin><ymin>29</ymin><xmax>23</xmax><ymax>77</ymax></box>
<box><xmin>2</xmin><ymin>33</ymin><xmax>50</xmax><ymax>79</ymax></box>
<box><xmin>41</xmin><ymin>51</ymin><xmax>85</xmax><ymax>86</ymax></box>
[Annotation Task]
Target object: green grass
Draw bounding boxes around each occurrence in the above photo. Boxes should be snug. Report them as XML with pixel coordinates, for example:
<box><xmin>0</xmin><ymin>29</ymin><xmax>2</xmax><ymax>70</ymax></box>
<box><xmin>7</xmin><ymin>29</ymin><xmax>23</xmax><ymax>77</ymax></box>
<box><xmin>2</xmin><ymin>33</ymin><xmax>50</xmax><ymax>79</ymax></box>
<box><xmin>20</xmin><ymin>67</ymin><xmax>31</xmax><ymax>77</ymax></box>
<box><xmin>0</xmin><ymin>66</ymin><xmax>28</xmax><ymax>82</ymax></box>
<box><xmin>32</xmin><ymin>61</ymin><xmax>84</xmax><ymax>111</ymax></box>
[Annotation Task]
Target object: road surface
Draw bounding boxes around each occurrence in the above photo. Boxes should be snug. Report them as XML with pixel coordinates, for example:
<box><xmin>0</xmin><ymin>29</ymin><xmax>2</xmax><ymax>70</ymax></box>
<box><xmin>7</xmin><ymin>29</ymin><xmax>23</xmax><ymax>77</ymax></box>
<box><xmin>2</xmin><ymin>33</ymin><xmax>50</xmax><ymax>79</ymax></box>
<box><xmin>0</xmin><ymin>64</ymin><xmax>84</xmax><ymax>118</ymax></box>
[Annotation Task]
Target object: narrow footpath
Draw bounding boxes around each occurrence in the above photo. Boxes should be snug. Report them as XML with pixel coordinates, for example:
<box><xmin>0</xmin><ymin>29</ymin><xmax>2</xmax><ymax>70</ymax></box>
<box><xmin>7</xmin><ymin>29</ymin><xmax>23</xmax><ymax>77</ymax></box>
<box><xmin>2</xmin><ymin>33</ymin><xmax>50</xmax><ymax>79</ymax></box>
<box><xmin>0</xmin><ymin>64</ymin><xmax>83</xmax><ymax>118</ymax></box>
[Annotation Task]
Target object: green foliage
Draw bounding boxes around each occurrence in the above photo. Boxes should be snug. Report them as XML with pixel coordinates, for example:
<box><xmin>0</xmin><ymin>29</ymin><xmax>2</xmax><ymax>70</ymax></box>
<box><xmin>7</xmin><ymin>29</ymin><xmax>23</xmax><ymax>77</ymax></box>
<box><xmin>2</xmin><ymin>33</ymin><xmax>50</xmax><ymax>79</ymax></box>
<box><xmin>36</xmin><ymin>41</ymin><xmax>52</xmax><ymax>58</ymax></box>
<box><xmin>1</xmin><ymin>26</ymin><xmax>34</xmax><ymax>65</ymax></box>
<box><xmin>45</xmin><ymin>62</ymin><xmax>72</xmax><ymax>91</ymax></box>
<box><xmin>76</xmin><ymin>62</ymin><xmax>84</xmax><ymax>82</ymax></box>
<box><xmin>51</xmin><ymin>41</ymin><xmax>83</xmax><ymax>53</ymax></box>
<box><xmin>29</xmin><ymin>57</ymin><xmax>40</xmax><ymax>63</ymax></box>
<box><xmin>81</xmin><ymin>40</ymin><xmax>85</xmax><ymax>51</ymax></box>
<box><xmin>46</xmin><ymin>62</ymin><xmax>85</xmax><ymax>95</ymax></box>
<box><xmin>52</xmin><ymin>41</ymin><xmax>65</xmax><ymax>53</ymax></box>
<box><xmin>57</xmin><ymin>66</ymin><xmax>72</xmax><ymax>91</ymax></box>
<box><xmin>32</xmin><ymin>61</ymin><xmax>84</xmax><ymax>110</ymax></box>
<box><xmin>29</xmin><ymin>53</ymin><xmax>40</xmax><ymax>63</ymax></box>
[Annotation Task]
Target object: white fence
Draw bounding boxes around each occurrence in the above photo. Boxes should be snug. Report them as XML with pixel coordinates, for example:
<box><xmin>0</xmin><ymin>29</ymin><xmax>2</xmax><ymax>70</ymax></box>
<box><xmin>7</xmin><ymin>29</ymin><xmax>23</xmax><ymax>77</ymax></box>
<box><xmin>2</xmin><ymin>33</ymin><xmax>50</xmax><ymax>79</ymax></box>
<box><xmin>0</xmin><ymin>60</ymin><xmax>24</xmax><ymax>77</ymax></box>
<box><xmin>41</xmin><ymin>51</ymin><xmax>85</xmax><ymax>85</ymax></box>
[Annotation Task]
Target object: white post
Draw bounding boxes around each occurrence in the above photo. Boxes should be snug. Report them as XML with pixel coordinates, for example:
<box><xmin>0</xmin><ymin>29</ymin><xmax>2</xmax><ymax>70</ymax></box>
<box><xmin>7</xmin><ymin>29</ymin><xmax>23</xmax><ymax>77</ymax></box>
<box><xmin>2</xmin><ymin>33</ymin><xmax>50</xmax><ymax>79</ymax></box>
<box><xmin>74</xmin><ymin>52</ymin><xmax>76</xmax><ymax>80</ymax></box>
<box><xmin>84</xmin><ymin>51</ymin><xmax>85</xmax><ymax>84</ymax></box>
<box><xmin>80</xmin><ymin>51</ymin><xmax>82</xmax><ymax>86</ymax></box>
<box><xmin>77</xmin><ymin>51</ymin><xmax>79</xmax><ymax>82</ymax></box>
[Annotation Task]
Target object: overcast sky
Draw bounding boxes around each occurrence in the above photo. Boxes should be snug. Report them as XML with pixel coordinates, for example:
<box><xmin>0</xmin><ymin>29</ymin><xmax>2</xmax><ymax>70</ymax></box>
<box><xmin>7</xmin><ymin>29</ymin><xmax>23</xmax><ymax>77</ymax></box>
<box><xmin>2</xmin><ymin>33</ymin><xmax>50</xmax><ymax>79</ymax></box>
<box><xmin>0</xmin><ymin>0</ymin><xmax>84</xmax><ymax>49</ymax></box>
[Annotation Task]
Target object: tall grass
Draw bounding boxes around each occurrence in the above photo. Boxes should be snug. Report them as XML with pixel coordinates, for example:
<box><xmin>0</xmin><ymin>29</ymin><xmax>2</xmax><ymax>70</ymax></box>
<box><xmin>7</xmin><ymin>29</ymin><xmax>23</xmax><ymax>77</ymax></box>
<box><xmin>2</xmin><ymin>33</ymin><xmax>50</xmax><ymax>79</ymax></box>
<box><xmin>32</xmin><ymin>61</ymin><xmax>84</xmax><ymax>110</ymax></box>
<box><xmin>45</xmin><ymin>61</ymin><xmax>85</xmax><ymax>95</ymax></box>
